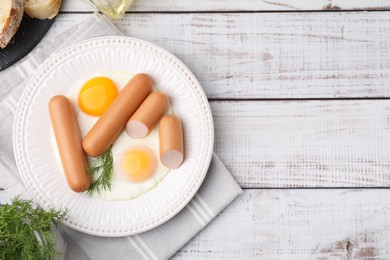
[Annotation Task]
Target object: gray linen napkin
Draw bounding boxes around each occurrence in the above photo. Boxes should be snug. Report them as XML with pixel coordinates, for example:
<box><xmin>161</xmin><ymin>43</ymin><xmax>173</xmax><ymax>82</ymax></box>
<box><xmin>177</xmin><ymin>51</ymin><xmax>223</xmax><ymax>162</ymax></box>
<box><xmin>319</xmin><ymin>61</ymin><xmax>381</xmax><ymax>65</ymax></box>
<box><xmin>0</xmin><ymin>12</ymin><xmax>242</xmax><ymax>260</ymax></box>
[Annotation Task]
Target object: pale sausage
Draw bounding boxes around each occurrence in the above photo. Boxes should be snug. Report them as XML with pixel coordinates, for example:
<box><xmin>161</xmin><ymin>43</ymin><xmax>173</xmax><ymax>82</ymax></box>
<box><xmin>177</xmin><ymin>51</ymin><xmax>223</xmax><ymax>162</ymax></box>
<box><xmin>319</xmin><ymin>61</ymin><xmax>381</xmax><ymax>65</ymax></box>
<box><xmin>126</xmin><ymin>92</ymin><xmax>170</xmax><ymax>138</ymax></box>
<box><xmin>159</xmin><ymin>115</ymin><xmax>184</xmax><ymax>169</ymax></box>
<box><xmin>82</xmin><ymin>73</ymin><xmax>153</xmax><ymax>157</ymax></box>
<box><xmin>49</xmin><ymin>95</ymin><xmax>91</xmax><ymax>192</ymax></box>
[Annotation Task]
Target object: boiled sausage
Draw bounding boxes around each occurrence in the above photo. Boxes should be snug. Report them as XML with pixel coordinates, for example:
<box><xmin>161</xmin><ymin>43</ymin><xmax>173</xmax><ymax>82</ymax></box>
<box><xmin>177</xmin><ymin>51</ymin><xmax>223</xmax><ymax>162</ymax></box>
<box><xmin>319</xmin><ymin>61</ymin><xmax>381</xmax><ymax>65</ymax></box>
<box><xmin>126</xmin><ymin>92</ymin><xmax>169</xmax><ymax>138</ymax></box>
<box><xmin>159</xmin><ymin>115</ymin><xmax>184</xmax><ymax>169</ymax></box>
<box><xmin>82</xmin><ymin>73</ymin><xmax>152</xmax><ymax>157</ymax></box>
<box><xmin>49</xmin><ymin>95</ymin><xmax>91</xmax><ymax>192</ymax></box>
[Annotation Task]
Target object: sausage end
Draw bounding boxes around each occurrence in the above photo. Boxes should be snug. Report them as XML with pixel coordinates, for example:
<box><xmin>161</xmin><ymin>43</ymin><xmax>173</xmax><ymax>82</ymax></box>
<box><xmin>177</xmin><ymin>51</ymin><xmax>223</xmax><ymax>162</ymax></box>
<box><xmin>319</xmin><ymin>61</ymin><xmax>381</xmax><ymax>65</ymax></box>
<box><xmin>82</xmin><ymin>139</ymin><xmax>101</xmax><ymax>158</ymax></box>
<box><xmin>161</xmin><ymin>150</ymin><xmax>184</xmax><ymax>169</ymax></box>
<box><xmin>126</xmin><ymin>120</ymin><xmax>149</xmax><ymax>138</ymax></box>
<box><xmin>69</xmin><ymin>178</ymin><xmax>91</xmax><ymax>193</ymax></box>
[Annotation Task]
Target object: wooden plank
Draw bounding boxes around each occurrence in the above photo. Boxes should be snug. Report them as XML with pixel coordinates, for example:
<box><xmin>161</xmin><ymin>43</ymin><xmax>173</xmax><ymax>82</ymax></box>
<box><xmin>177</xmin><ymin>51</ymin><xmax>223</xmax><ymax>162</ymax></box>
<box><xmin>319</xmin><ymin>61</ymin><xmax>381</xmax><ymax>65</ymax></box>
<box><xmin>48</xmin><ymin>13</ymin><xmax>390</xmax><ymax>99</ymax></box>
<box><xmin>173</xmin><ymin>189</ymin><xmax>390</xmax><ymax>259</ymax></box>
<box><xmin>61</xmin><ymin>0</ymin><xmax>390</xmax><ymax>12</ymax></box>
<box><xmin>212</xmin><ymin>100</ymin><xmax>390</xmax><ymax>188</ymax></box>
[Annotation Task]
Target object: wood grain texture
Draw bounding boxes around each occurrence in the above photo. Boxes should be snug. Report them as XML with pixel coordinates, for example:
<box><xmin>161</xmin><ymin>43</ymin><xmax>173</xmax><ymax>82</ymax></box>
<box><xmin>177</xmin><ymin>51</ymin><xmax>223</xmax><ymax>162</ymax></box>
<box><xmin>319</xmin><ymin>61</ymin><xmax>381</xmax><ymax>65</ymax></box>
<box><xmin>2</xmin><ymin>177</ymin><xmax>390</xmax><ymax>259</ymax></box>
<box><xmin>49</xmin><ymin>12</ymin><xmax>390</xmax><ymax>99</ymax></box>
<box><xmin>61</xmin><ymin>0</ymin><xmax>390</xmax><ymax>12</ymax></box>
<box><xmin>173</xmin><ymin>189</ymin><xmax>390</xmax><ymax>259</ymax></box>
<box><xmin>212</xmin><ymin>100</ymin><xmax>390</xmax><ymax>188</ymax></box>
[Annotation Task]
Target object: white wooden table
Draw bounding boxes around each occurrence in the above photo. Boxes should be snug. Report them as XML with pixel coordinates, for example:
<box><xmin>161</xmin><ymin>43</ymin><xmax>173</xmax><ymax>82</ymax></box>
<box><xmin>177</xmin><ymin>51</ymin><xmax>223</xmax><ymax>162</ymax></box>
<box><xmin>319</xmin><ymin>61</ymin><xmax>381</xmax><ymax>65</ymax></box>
<box><xmin>2</xmin><ymin>0</ymin><xmax>390</xmax><ymax>258</ymax></box>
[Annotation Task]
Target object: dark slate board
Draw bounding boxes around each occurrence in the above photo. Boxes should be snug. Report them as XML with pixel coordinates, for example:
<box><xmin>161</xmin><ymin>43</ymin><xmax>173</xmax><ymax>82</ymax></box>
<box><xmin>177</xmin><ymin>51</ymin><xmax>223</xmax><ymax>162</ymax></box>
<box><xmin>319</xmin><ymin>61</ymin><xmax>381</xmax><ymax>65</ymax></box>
<box><xmin>0</xmin><ymin>14</ymin><xmax>56</xmax><ymax>71</ymax></box>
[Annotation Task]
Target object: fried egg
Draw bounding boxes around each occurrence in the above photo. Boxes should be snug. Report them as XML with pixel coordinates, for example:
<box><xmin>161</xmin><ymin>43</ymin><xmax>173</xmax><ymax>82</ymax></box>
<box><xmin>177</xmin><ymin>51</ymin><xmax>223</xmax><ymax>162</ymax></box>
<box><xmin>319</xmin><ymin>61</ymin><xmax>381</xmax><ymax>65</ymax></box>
<box><xmin>78</xmin><ymin>77</ymin><xmax>118</xmax><ymax>116</ymax></box>
<box><xmin>67</xmin><ymin>71</ymin><xmax>171</xmax><ymax>201</ymax></box>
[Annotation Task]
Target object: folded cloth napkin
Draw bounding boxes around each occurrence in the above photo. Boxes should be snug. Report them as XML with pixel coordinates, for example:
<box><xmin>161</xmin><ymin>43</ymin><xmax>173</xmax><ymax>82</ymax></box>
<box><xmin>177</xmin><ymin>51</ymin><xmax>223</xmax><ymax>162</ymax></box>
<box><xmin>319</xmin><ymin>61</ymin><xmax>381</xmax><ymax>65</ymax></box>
<box><xmin>0</xmin><ymin>12</ymin><xmax>242</xmax><ymax>260</ymax></box>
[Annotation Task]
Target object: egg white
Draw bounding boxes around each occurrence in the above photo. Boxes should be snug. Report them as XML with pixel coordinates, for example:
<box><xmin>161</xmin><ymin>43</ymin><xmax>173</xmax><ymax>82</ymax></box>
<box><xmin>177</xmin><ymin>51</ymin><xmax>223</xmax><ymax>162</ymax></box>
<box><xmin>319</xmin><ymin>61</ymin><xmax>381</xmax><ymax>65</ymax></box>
<box><xmin>66</xmin><ymin>71</ymin><xmax>171</xmax><ymax>200</ymax></box>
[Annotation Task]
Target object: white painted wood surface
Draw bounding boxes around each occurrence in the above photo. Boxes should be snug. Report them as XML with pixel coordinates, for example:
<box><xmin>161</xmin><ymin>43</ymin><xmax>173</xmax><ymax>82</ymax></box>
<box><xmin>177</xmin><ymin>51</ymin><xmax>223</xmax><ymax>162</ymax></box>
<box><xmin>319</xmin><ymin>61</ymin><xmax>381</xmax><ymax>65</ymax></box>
<box><xmin>61</xmin><ymin>0</ymin><xmax>390</xmax><ymax>12</ymax></box>
<box><xmin>173</xmin><ymin>189</ymin><xmax>390</xmax><ymax>259</ymax></box>
<box><xmin>47</xmin><ymin>13</ymin><xmax>390</xmax><ymax>99</ymax></box>
<box><xmin>212</xmin><ymin>100</ymin><xmax>390</xmax><ymax>188</ymax></box>
<box><xmin>3</xmin><ymin>3</ymin><xmax>390</xmax><ymax>259</ymax></box>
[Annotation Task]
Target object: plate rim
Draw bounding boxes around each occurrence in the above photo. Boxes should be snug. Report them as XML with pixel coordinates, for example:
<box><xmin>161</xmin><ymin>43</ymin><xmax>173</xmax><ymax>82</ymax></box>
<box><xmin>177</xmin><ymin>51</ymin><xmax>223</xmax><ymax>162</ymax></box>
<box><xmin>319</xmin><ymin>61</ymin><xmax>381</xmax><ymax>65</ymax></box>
<box><xmin>13</xmin><ymin>35</ymin><xmax>214</xmax><ymax>237</ymax></box>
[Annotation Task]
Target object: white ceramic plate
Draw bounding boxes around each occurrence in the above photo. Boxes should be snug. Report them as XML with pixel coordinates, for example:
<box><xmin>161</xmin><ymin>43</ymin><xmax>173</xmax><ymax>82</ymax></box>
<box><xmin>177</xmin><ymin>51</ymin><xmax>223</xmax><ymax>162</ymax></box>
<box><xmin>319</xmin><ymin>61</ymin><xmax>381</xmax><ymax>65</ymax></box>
<box><xmin>13</xmin><ymin>36</ymin><xmax>214</xmax><ymax>237</ymax></box>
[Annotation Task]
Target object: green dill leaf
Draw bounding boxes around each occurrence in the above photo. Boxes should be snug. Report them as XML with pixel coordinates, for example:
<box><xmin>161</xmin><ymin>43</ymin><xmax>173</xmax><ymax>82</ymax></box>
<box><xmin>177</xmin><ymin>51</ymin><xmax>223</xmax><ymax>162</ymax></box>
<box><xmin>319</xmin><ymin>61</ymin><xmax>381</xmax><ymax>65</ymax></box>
<box><xmin>87</xmin><ymin>145</ymin><xmax>114</xmax><ymax>196</ymax></box>
<box><xmin>0</xmin><ymin>196</ymin><xmax>67</xmax><ymax>260</ymax></box>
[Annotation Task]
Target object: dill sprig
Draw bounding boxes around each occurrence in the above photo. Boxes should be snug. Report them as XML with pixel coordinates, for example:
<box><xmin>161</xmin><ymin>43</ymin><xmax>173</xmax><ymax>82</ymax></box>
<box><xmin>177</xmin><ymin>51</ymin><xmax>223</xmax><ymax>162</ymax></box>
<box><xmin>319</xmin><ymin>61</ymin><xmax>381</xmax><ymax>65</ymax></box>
<box><xmin>87</xmin><ymin>145</ymin><xmax>114</xmax><ymax>196</ymax></box>
<box><xmin>0</xmin><ymin>196</ymin><xmax>67</xmax><ymax>260</ymax></box>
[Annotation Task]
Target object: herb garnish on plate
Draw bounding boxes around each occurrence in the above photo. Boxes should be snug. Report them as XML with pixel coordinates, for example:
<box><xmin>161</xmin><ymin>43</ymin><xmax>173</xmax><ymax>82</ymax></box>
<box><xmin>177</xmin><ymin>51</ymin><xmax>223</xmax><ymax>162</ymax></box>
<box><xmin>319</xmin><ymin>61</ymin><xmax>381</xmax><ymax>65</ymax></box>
<box><xmin>87</xmin><ymin>145</ymin><xmax>114</xmax><ymax>196</ymax></box>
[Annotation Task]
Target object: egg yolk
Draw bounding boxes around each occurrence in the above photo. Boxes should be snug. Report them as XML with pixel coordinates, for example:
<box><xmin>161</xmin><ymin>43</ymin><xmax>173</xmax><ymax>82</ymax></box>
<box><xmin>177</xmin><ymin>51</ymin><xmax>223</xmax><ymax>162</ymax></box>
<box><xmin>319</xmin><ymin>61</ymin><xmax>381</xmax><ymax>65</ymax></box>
<box><xmin>120</xmin><ymin>147</ymin><xmax>156</xmax><ymax>182</ymax></box>
<box><xmin>78</xmin><ymin>77</ymin><xmax>118</xmax><ymax>116</ymax></box>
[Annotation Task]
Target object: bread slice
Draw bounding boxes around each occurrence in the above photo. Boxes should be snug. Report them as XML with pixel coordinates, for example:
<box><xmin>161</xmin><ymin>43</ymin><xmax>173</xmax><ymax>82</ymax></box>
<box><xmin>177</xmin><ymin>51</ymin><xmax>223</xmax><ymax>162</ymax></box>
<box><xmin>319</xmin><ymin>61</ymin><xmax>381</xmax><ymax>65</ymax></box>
<box><xmin>0</xmin><ymin>0</ymin><xmax>24</xmax><ymax>49</ymax></box>
<box><xmin>24</xmin><ymin>0</ymin><xmax>62</xmax><ymax>20</ymax></box>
